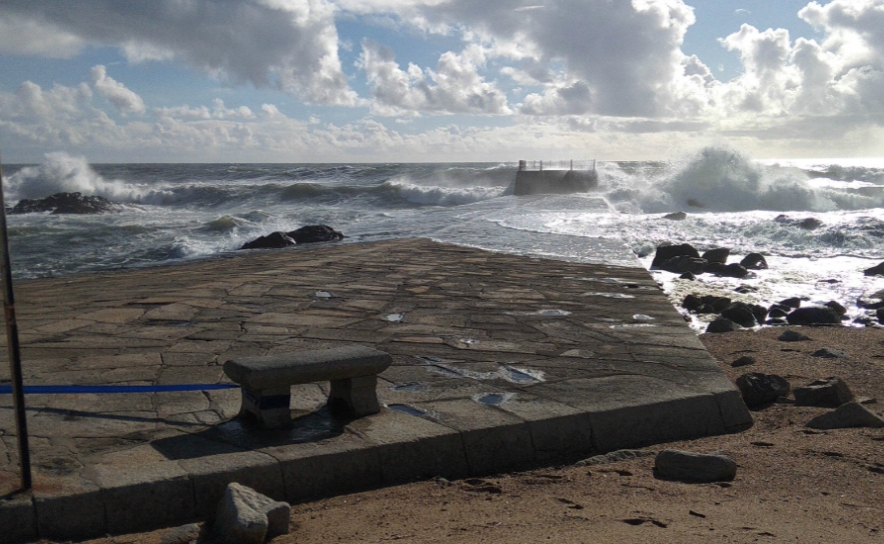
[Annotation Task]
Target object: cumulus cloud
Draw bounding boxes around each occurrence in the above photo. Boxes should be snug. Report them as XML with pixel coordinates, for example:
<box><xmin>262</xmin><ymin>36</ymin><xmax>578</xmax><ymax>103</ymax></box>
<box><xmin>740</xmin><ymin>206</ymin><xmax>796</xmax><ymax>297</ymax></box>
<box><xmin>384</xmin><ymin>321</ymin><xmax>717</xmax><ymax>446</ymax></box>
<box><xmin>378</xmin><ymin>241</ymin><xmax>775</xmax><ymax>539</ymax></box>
<box><xmin>359</xmin><ymin>40</ymin><xmax>511</xmax><ymax>115</ymax></box>
<box><xmin>0</xmin><ymin>0</ymin><xmax>356</xmax><ymax>105</ymax></box>
<box><xmin>90</xmin><ymin>65</ymin><xmax>146</xmax><ymax>115</ymax></box>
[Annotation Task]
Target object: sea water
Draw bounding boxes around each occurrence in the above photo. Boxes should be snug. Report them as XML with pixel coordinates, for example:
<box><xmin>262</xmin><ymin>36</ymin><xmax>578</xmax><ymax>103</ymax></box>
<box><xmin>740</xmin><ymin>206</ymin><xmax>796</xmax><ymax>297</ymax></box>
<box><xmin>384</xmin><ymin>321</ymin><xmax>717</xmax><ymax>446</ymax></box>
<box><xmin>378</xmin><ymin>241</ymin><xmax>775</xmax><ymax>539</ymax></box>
<box><xmin>4</xmin><ymin>146</ymin><xmax>884</xmax><ymax>330</ymax></box>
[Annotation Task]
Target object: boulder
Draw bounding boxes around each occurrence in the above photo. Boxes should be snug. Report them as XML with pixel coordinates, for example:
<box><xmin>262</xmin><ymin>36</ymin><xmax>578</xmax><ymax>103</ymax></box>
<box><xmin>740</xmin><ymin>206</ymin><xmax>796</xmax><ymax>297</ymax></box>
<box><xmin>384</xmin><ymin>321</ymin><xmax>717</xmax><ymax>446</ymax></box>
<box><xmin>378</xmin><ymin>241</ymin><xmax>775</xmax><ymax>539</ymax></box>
<box><xmin>740</xmin><ymin>253</ymin><xmax>768</xmax><ymax>270</ymax></box>
<box><xmin>215</xmin><ymin>483</ymin><xmax>290</xmax><ymax>544</ymax></box>
<box><xmin>778</xmin><ymin>330</ymin><xmax>811</xmax><ymax>342</ymax></box>
<box><xmin>660</xmin><ymin>255</ymin><xmax>707</xmax><ymax>274</ymax></box>
<box><xmin>706</xmin><ymin>262</ymin><xmax>749</xmax><ymax>278</ymax></box>
<box><xmin>750</xmin><ymin>304</ymin><xmax>768</xmax><ymax>324</ymax></box>
<box><xmin>734</xmin><ymin>285</ymin><xmax>758</xmax><ymax>294</ymax></box>
<box><xmin>286</xmin><ymin>225</ymin><xmax>344</xmax><ymax>244</ymax></box>
<box><xmin>651</xmin><ymin>243</ymin><xmax>700</xmax><ymax>268</ymax></box>
<box><xmin>878</xmin><ymin>308</ymin><xmax>884</xmax><ymax>324</ymax></box>
<box><xmin>682</xmin><ymin>295</ymin><xmax>704</xmax><ymax>312</ymax></box>
<box><xmin>786</xmin><ymin>306</ymin><xmax>841</xmax><ymax>326</ymax></box>
<box><xmin>701</xmin><ymin>296</ymin><xmax>732</xmax><ymax>313</ymax></box>
<box><xmin>706</xmin><ymin>318</ymin><xmax>737</xmax><ymax>333</ymax></box>
<box><xmin>825</xmin><ymin>301</ymin><xmax>847</xmax><ymax>317</ymax></box>
<box><xmin>863</xmin><ymin>262</ymin><xmax>884</xmax><ymax>277</ymax></box>
<box><xmin>768</xmin><ymin>307</ymin><xmax>789</xmax><ymax>319</ymax></box>
<box><xmin>736</xmin><ymin>373</ymin><xmax>791</xmax><ymax>408</ymax></box>
<box><xmin>721</xmin><ymin>302</ymin><xmax>757</xmax><ymax>328</ymax></box>
<box><xmin>654</xmin><ymin>450</ymin><xmax>737</xmax><ymax>483</ymax></box>
<box><xmin>806</xmin><ymin>403</ymin><xmax>884</xmax><ymax>430</ymax></box>
<box><xmin>779</xmin><ymin>297</ymin><xmax>802</xmax><ymax>309</ymax></box>
<box><xmin>702</xmin><ymin>248</ymin><xmax>730</xmax><ymax>264</ymax></box>
<box><xmin>663</xmin><ymin>212</ymin><xmax>687</xmax><ymax>221</ymax></box>
<box><xmin>811</xmin><ymin>348</ymin><xmax>849</xmax><ymax>359</ymax></box>
<box><xmin>799</xmin><ymin>217</ymin><xmax>823</xmax><ymax>230</ymax></box>
<box><xmin>857</xmin><ymin>290</ymin><xmax>884</xmax><ymax>309</ymax></box>
<box><xmin>793</xmin><ymin>377</ymin><xmax>854</xmax><ymax>408</ymax></box>
<box><xmin>731</xmin><ymin>355</ymin><xmax>756</xmax><ymax>368</ymax></box>
<box><xmin>11</xmin><ymin>192</ymin><xmax>116</xmax><ymax>214</ymax></box>
<box><xmin>240</xmin><ymin>232</ymin><xmax>296</xmax><ymax>250</ymax></box>
<box><xmin>679</xmin><ymin>272</ymin><xmax>696</xmax><ymax>280</ymax></box>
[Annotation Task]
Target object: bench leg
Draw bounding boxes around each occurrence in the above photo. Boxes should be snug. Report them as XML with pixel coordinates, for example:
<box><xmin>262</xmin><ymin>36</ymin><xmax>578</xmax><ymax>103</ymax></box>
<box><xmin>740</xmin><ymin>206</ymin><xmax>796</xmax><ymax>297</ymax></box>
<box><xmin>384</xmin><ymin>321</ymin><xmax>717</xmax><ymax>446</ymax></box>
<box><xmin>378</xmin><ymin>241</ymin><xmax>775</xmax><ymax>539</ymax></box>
<box><xmin>239</xmin><ymin>386</ymin><xmax>291</xmax><ymax>428</ymax></box>
<box><xmin>328</xmin><ymin>375</ymin><xmax>381</xmax><ymax>418</ymax></box>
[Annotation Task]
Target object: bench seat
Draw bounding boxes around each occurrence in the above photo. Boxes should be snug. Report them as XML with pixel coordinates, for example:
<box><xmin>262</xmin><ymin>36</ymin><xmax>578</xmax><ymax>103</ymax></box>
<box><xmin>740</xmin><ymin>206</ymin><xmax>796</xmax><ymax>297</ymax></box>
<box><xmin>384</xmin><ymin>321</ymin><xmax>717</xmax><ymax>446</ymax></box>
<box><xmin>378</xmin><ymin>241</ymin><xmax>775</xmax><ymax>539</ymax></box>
<box><xmin>223</xmin><ymin>345</ymin><xmax>392</xmax><ymax>428</ymax></box>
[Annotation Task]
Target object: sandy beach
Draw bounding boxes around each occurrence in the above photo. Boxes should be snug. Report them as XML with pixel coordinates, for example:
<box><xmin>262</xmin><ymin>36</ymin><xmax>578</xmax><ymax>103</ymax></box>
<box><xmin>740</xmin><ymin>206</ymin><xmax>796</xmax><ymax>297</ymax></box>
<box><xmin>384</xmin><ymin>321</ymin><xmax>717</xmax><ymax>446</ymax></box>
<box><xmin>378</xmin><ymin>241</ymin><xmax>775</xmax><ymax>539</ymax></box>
<box><xmin>54</xmin><ymin>325</ymin><xmax>883</xmax><ymax>544</ymax></box>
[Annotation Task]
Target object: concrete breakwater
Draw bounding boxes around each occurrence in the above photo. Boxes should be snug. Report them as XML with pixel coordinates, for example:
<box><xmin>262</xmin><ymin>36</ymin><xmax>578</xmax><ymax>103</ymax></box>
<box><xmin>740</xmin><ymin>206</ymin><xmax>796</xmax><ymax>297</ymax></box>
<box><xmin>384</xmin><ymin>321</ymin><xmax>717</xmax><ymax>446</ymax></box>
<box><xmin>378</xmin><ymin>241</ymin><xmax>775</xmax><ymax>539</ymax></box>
<box><xmin>0</xmin><ymin>238</ymin><xmax>750</xmax><ymax>542</ymax></box>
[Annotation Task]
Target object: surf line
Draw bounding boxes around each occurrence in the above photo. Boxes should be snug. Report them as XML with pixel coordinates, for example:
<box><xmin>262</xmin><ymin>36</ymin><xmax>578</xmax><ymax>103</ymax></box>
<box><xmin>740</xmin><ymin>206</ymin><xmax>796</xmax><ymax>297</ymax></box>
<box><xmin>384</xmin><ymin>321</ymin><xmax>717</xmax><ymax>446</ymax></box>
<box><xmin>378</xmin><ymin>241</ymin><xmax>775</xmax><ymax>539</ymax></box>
<box><xmin>0</xmin><ymin>384</ymin><xmax>240</xmax><ymax>394</ymax></box>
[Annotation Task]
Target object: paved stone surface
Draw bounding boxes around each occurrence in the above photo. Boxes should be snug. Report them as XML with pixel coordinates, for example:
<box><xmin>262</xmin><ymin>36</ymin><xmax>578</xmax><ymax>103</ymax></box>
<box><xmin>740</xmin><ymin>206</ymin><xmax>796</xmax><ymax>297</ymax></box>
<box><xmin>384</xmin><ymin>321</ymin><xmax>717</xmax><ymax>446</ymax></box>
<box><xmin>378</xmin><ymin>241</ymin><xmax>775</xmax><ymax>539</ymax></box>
<box><xmin>0</xmin><ymin>238</ymin><xmax>751</xmax><ymax>542</ymax></box>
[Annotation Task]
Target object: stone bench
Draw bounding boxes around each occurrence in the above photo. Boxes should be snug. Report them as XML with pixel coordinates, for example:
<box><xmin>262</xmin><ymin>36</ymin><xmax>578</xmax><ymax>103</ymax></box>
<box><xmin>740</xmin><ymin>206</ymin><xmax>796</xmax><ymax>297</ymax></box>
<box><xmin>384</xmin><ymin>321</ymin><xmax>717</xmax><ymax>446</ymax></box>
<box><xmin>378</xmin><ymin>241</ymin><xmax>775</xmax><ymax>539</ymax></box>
<box><xmin>223</xmin><ymin>345</ymin><xmax>392</xmax><ymax>428</ymax></box>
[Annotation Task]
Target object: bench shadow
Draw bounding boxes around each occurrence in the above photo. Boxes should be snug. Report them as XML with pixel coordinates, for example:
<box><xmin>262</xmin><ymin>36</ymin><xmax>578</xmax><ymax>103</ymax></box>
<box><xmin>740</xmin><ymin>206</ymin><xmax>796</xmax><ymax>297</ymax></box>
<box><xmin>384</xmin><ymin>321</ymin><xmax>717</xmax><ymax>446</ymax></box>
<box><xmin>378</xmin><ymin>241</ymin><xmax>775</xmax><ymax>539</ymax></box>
<box><xmin>151</xmin><ymin>405</ymin><xmax>353</xmax><ymax>461</ymax></box>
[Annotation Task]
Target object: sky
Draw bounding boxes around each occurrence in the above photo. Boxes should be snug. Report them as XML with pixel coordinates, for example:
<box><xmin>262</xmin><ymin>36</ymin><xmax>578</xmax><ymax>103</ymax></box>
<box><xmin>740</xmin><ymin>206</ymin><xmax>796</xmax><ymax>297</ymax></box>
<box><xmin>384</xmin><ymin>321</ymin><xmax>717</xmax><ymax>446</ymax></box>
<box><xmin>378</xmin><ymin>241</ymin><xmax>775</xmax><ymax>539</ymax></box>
<box><xmin>1</xmin><ymin>0</ymin><xmax>883</xmax><ymax>163</ymax></box>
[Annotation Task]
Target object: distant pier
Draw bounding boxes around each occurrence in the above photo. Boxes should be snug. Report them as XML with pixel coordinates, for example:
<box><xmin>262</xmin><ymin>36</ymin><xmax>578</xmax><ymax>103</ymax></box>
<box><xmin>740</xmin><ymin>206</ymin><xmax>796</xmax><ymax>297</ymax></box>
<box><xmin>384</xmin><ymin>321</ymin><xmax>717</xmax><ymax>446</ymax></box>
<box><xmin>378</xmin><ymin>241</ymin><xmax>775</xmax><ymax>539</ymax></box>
<box><xmin>513</xmin><ymin>159</ymin><xmax>598</xmax><ymax>196</ymax></box>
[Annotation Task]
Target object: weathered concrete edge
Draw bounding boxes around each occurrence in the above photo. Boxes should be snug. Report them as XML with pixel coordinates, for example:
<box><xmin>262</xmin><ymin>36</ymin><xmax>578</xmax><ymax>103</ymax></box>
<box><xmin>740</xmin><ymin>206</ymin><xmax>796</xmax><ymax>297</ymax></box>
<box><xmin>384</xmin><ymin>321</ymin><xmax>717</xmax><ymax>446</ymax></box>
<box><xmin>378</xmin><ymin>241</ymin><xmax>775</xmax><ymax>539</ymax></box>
<box><xmin>2</xmin><ymin>387</ymin><xmax>750</xmax><ymax>544</ymax></box>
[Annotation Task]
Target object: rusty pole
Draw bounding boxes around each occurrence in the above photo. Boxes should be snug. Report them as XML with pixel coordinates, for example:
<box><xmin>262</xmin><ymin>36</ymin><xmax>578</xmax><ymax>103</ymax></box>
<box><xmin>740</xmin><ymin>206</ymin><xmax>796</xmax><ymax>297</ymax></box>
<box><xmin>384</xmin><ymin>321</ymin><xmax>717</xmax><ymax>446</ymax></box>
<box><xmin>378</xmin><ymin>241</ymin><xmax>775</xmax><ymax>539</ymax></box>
<box><xmin>0</xmin><ymin>152</ymin><xmax>32</xmax><ymax>490</ymax></box>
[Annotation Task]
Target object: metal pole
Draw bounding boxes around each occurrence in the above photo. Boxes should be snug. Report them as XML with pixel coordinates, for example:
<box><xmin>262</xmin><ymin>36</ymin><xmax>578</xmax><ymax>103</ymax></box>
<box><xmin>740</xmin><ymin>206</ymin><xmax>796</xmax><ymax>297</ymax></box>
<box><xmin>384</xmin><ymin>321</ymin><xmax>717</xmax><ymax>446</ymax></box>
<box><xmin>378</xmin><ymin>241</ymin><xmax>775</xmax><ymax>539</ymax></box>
<box><xmin>0</xmin><ymin>152</ymin><xmax>32</xmax><ymax>490</ymax></box>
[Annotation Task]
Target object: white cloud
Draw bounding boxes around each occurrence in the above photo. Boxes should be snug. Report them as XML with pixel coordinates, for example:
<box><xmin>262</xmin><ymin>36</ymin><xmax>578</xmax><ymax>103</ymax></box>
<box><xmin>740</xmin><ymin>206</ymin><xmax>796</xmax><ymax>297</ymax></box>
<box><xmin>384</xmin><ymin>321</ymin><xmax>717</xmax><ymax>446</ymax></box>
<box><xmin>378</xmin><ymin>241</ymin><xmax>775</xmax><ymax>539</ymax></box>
<box><xmin>0</xmin><ymin>0</ymin><xmax>357</xmax><ymax>105</ymax></box>
<box><xmin>359</xmin><ymin>40</ymin><xmax>511</xmax><ymax>115</ymax></box>
<box><xmin>90</xmin><ymin>65</ymin><xmax>146</xmax><ymax>115</ymax></box>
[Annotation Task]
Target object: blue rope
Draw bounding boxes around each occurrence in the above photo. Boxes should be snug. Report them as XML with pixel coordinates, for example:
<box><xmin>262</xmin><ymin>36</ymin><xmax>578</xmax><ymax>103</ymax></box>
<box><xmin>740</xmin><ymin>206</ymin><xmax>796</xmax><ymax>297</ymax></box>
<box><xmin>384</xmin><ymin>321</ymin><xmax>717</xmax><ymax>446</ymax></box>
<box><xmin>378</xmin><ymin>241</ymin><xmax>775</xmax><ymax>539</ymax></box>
<box><xmin>0</xmin><ymin>384</ymin><xmax>240</xmax><ymax>395</ymax></box>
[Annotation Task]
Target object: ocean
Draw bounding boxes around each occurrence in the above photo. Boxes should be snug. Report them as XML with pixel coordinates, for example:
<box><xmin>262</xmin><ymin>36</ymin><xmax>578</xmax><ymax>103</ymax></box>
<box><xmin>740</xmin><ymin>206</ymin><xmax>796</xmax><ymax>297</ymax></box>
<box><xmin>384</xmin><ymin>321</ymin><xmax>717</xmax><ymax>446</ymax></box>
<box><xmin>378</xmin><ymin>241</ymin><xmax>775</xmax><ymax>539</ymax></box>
<box><xmin>4</xmin><ymin>146</ymin><xmax>884</xmax><ymax>331</ymax></box>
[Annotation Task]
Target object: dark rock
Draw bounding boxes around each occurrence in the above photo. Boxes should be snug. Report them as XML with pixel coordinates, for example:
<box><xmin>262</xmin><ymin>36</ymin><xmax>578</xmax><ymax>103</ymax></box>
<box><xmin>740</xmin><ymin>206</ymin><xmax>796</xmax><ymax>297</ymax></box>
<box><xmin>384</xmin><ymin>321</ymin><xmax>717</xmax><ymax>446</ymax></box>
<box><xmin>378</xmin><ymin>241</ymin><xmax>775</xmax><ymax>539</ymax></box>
<box><xmin>734</xmin><ymin>285</ymin><xmax>757</xmax><ymax>294</ymax></box>
<box><xmin>768</xmin><ymin>307</ymin><xmax>789</xmax><ymax>319</ymax></box>
<box><xmin>706</xmin><ymin>262</ymin><xmax>749</xmax><ymax>278</ymax></box>
<box><xmin>240</xmin><ymin>232</ymin><xmax>296</xmax><ymax>250</ymax></box>
<box><xmin>740</xmin><ymin>253</ymin><xmax>768</xmax><ymax>270</ymax></box>
<box><xmin>806</xmin><ymin>403</ymin><xmax>884</xmax><ymax>429</ymax></box>
<box><xmin>779</xmin><ymin>297</ymin><xmax>802</xmax><ymax>309</ymax></box>
<box><xmin>706</xmin><ymin>318</ymin><xmax>737</xmax><ymax>333</ymax></box>
<box><xmin>731</xmin><ymin>356</ymin><xmax>756</xmax><ymax>368</ymax></box>
<box><xmin>663</xmin><ymin>212</ymin><xmax>687</xmax><ymax>221</ymax></box>
<box><xmin>721</xmin><ymin>302</ymin><xmax>757</xmax><ymax>328</ymax></box>
<box><xmin>877</xmin><ymin>308</ymin><xmax>884</xmax><ymax>324</ymax></box>
<box><xmin>774</xmin><ymin>214</ymin><xmax>791</xmax><ymax>223</ymax></box>
<box><xmin>679</xmin><ymin>272</ymin><xmax>696</xmax><ymax>280</ymax></box>
<box><xmin>682</xmin><ymin>295</ymin><xmax>704</xmax><ymax>312</ymax></box>
<box><xmin>811</xmin><ymin>348</ymin><xmax>849</xmax><ymax>359</ymax></box>
<box><xmin>787</xmin><ymin>306</ymin><xmax>841</xmax><ymax>326</ymax></box>
<box><xmin>660</xmin><ymin>255</ymin><xmax>707</xmax><ymax>274</ymax></box>
<box><xmin>702</xmin><ymin>248</ymin><xmax>730</xmax><ymax>264</ymax></box>
<box><xmin>736</xmin><ymin>373</ymin><xmax>791</xmax><ymax>408</ymax></box>
<box><xmin>286</xmin><ymin>225</ymin><xmax>344</xmax><ymax>244</ymax></box>
<box><xmin>799</xmin><ymin>217</ymin><xmax>823</xmax><ymax>230</ymax></box>
<box><xmin>651</xmin><ymin>243</ymin><xmax>700</xmax><ymax>268</ymax></box>
<box><xmin>686</xmin><ymin>198</ymin><xmax>705</xmax><ymax>208</ymax></box>
<box><xmin>11</xmin><ymin>192</ymin><xmax>116</xmax><ymax>214</ymax></box>
<box><xmin>863</xmin><ymin>262</ymin><xmax>884</xmax><ymax>277</ymax></box>
<box><xmin>793</xmin><ymin>377</ymin><xmax>854</xmax><ymax>408</ymax></box>
<box><xmin>766</xmin><ymin>318</ymin><xmax>788</xmax><ymax>326</ymax></box>
<box><xmin>778</xmin><ymin>330</ymin><xmax>811</xmax><ymax>342</ymax></box>
<box><xmin>654</xmin><ymin>450</ymin><xmax>737</xmax><ymax>483</ymax></box>
<box><xmin>855</xmin><ymin>316</ymin><xmax>876</xmax><ymax>327</ymax></box>
<box><xmin>702</xmin><ymin>296</ymin><xmax>732</xmax><ymax>313</ymax></box>
<box><xmin>825</xmin><ymin>301</ymin><xmax>847</xmax><ymax>317</ymax></box>
<box><xmin>857</xmin><ymin>290</ymin><xmax>884</xmax><ymax>309</ymax></box>
<box><xmin>750</xmin><ymin>304</ymin><xmax>768</xmax><ymax>324</ymax></box>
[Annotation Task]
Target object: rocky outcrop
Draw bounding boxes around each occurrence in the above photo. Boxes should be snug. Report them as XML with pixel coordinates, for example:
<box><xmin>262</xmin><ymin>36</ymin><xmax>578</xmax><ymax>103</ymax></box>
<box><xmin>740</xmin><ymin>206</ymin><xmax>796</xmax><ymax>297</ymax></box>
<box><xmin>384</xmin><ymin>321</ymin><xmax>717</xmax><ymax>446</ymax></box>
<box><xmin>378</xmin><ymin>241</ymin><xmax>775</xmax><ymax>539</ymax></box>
<box><xmin>864</xmin><ymin>262</ymin><xmax>884</xmax><ymax>277</ymax></box>
<box><xmin>654</xmin><ymin>450</ymin><xmax>737</xmax><ymax>483</ymax></box>
<box><xmin>806</xmin><ymin>403</ymin><xmax>884</xmax><ymax>430</ymax></box>
<box><xmin>651</xmin><ymin>244</ymin><xmax>700</xmax><ymax>268</ymax></box>
<box><xmin>287</xmin><ymin>225</ymin><xmax>344</xmax><ymax>244</ymax></box>
<box><xmin>736</xmin><ymin>373</ymin><xmax>790</xmax><ymax>408</ymax></box>
<box><xmin>793</xmin><ymin>377</ymin><xmax>853</xmax><ymax>408</ymax></box>
<box><xmin>240</xmin><ymin>225</ymin><xmax>344</xmax><ymax>250</ymax></box>
<box><xmin>11</xmin><ymin>192</ymin><xmax>116</xmax><ymax>214</ymax></box>
<box><xmin>786</xmin><ymin>306</ymin><xmax>841</xmax><ymax>325</ymax></box>
<box><xmin>214</xmin><ymin>483</ymin><xmax>290</xmax><ymax>544</ymax></box>
<box><xmin>721</xmin><ymin>302</ymin><xmax>758</xmax><ymax>328</ymax></box>
<box><xmin>702</xmin><ymin>248</ymin><xmax>730</xmax><ymax>264</ymax></box>
<box><xmin>740</xmin><ymin>253</ymin><xmax>768</xmax><ymax>270</ymax></box>
<box><xmin>240</xmin><ymin>232</ymin><xmax>296</xmax><ymax>250</ymax></box>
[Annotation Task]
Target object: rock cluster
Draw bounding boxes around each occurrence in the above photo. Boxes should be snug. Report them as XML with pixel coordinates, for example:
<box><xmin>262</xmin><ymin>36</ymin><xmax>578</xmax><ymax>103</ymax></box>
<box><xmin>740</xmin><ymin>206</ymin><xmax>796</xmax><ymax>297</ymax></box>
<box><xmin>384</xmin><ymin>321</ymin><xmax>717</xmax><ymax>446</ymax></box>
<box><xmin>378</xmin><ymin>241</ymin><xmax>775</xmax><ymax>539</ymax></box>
<box><xmin>10</xmin><ymin>192</ymin><xmax>117</xmax><ymax>214</ymax></box>
<box><xmin>240</xmin><ymin>225</ymin><xmax>344</xmax><ymax>250</ymax></box>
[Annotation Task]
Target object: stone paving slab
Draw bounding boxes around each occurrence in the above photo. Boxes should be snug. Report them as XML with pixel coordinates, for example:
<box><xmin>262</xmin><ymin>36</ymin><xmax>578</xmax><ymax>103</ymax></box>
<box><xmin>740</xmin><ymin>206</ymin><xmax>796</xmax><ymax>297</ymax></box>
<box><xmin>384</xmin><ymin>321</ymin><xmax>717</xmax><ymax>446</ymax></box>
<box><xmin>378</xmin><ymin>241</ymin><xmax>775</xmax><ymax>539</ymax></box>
<box><xmin>0</xmin><ymin>238</ymin><xmax>751</xmax><ymax>543</ymax></box>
